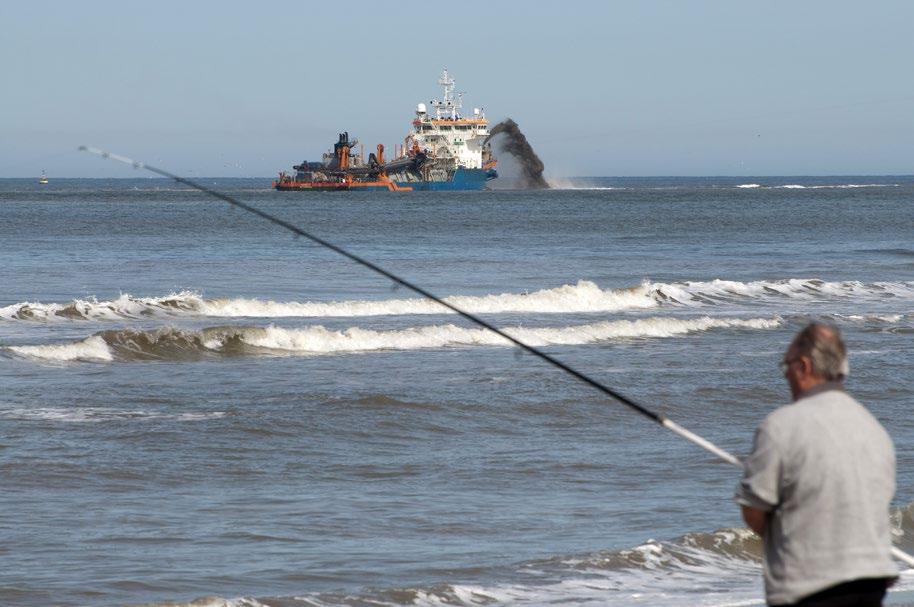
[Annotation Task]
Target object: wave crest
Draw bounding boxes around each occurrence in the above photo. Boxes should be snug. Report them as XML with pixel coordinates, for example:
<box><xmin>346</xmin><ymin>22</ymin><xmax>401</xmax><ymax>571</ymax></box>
<box><xmin>131</xmin><ymin>528</ymin><xmax>766</xmax><ymax>607</ymax></box>
<box><xmin>8</xmin><ymin>335</ymin><xmax>113</xmax><ymax>362</ymax></box>
<box><xmin>0</xmin><ymin>282</ymin><xmax>660</xmax><ymax>321</ymax></box>
<box><xmin>0</xmin><ymin>291</ymin><xmax>204</xmax><ymax>321</ymax></box>
<box><xmin>127</xmin><ymin>513</ymin><xmax>914</xmax><ymax>607</ymax></box>
<box><xmin>649</xmin><ymin>278</ymin><xmax>914</xmax><ymax>306</ymax></box>
<box><xmin>5</xmin><ymin>278</ymin><xmax>913</xmax><ymax>323</ymax></box>
<box><xmin>201</xmin><ymin>280</ymin><xmax>660</xmax><ymax>318</ymax></box>
<box><xmin>5</xmin><ymin>316</ymin><xmax>781</xmax><ymax>363</ymax></box>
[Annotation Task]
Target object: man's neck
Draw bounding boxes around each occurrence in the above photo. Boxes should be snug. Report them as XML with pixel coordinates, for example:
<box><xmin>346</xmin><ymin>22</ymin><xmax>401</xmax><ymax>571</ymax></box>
<box><xmin>795</xmin><ymin>380</ymin><xmax>844</xmax><ymax>401</ymax></box>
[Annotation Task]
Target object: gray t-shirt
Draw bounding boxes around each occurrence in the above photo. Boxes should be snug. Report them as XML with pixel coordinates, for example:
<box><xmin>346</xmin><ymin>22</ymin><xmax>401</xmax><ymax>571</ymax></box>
<box><xmin>735</xmin><ymin>385</ymin><xmax>897</xmax><ymax>605</ymax></box>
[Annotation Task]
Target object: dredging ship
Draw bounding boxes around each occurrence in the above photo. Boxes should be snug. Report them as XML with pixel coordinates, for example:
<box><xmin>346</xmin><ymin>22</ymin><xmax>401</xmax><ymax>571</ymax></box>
<box><xmin>273</xmin><ymin>69</ymin><xmax>498</xmax><ymax>191</ymax></box>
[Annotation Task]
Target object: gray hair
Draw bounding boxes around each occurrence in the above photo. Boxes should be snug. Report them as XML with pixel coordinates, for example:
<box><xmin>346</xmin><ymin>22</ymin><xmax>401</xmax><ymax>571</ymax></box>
<box><xmin>790</xmin><ymin>322</ymin><xmax>849</xmax><ymax>380</ymax></box>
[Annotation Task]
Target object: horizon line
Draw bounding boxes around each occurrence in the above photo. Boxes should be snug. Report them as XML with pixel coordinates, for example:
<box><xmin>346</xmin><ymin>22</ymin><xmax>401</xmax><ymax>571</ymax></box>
<box><xmin>3</xmin><ymin>174</ymin><xmax>914</xmax><ymax>180</ymax></box>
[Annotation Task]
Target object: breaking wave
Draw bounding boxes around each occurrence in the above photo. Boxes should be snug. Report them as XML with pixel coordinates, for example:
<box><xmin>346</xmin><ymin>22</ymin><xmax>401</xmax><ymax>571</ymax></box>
<box><xmin>4</xmin><ymin>279</ymin><xmax>914</xmax><ymax>323</ymax></box>
<box><xmin>0</xmin><ymin>283</ymin><xmax>657</xmax><ymax>321</ymax></box>
<box><xmin>779</xmin><ymin>183</ymin><xmax>900</xmax><ymax>189</ymax></box>
<box><xmin>650</xmin><ymin>278</ymin><xmax>914</xmax><ymax>306</ymax></box>
<box><xmin>8</xmin><ymin>335</ymin><xmax>113</xmax><ymax>362</ymax></box>
<box><xmin>4</xmin><ymin>316</ymin><xmax>781</xmax><ymax>363</ymax></box>
<box><xmin>124</xmin><ymin>515</ymin><xmax>914</xmax><ymax>606</ymax></box>
<box><xmin>0</xmin><ymin>291</ymin><xmax>204</xmax><ymax>321</ymax></box>
<box><xmin>201</xmin><ymin>281</ymin><xmax>660</xmax><ymax>317</ymax></box>
<box><xmin>738</xmin><ymin>183</ymin><xmax>899</xmax><ymax>190</ymax></box>
<box><xmin>126</xmin><ymin>528</ymin><xmax>766</xmax><ymax>607</ymax></box>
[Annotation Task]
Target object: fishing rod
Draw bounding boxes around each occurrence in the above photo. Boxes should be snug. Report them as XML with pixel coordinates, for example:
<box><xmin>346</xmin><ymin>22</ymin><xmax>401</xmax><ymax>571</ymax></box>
<box><xmin>79</xmin><ymin>145</ymin><xmax>914</xmax><ymax>568</ymax></box>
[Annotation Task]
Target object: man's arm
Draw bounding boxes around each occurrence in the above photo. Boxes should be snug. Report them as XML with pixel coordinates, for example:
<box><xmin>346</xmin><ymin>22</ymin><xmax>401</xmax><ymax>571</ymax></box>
<box><xmin>742</xmin><ymin>505</ymin><xmax>768</xmax><ymax>536</ymax></box>
<box><xmin>735</xmin><ymin>421</ymin><xmax>779</xmax><ymax>536</ymax></box>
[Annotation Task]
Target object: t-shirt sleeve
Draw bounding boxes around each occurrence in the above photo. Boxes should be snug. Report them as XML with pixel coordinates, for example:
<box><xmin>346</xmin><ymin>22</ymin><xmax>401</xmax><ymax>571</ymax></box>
<box><xmin>734</xmin><ymin>420</ymin><xmax>781</xmax><ymax>511</ymax></box>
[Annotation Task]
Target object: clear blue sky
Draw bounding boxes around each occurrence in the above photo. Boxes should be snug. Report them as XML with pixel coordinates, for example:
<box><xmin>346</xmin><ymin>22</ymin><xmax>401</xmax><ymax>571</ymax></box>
<box><xmin>3</xmin><ymin>1</ymin><xmax>913</xmax><ymax>177</ymax></box>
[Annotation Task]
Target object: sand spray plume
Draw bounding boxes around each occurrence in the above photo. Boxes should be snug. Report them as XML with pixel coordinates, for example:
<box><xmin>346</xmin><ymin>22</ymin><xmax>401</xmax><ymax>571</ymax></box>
<box><xmin>486</xmin><ymin>119</ymin><xmax>550</xmax><ymax>189</ymax></box>
<box><xmin>80</xmin><ymin>146</ymin><xmax>914</xmax><ymax>568</ymax></box>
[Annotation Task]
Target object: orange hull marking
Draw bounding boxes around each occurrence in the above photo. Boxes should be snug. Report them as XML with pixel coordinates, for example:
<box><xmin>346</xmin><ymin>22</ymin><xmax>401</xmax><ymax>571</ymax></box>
<box><xmin>273</xmin><ymin>179</ymin><xmax>413</xmax><ymax>192</ymax></box>
<box><xmin>429</xmin><ymin>119</ymin><xmax>488</xmax><ymax>126</ymax></box>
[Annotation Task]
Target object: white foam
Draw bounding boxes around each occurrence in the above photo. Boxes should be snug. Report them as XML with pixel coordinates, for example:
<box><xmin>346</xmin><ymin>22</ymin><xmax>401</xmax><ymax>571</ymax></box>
<box><xmin>649</xmin><ymin>278</ymin><xmax>914</xmax><ymax>306</ymax></box>
<box><xmin>812</xmin><ymin>183</ymin><xmax>899</xmax><ymax>189</ymax></box>
<box><xmin>410</xmin><ymin>539</ymin><xmax>764</xmax><ymax>607</ymax></box>
<box><xmin>839</xmin><ymin>313</ymin><xmax>904</xmax><ymax>323</ymax></box>
<box><xmin>6</xmin><ymin>278</ymin><xmax>914</xmax><ymax>325</ymax></box>
<box><xmin>0</xmin><ymin>407</ymin><xmax>225</xmax><ymax>423</ymax></box>
<box><xmin>0</xmin><ymin>283</ymin><xmax>660</xmax><ymax>321</ymax></box>
<box><xmin>226</xmin><ymin>316</ymin><xmax>781</xmax><ymax>355</ymax></box>
<box><xmin>8</xmin><ymin>335</ymin><xmax>113</xmax><ymax>362</ymax></box>
<box><xmin>779</xmin><ymin>183</ymin><xmax>899</xmax><ymax>190</ymax></box>
<box><xmin>195</xmin><ymin>277</ymin><xmax>914</xmax><ymax>319</ymax></box>
<box><xmin>131</xmin><ymin>598</ymin><xmax>269</xmax><ymax>607</ymax></box>
<box><xmin>0</xmin><ymin>291</ymin><xmax>204</xmax><ymax>321</ymax></box>
<box><xmin>6</xmin><ymin>316</ymin><xmax>781</xmax><ymax>362</ymax></box>
<box><xmin>122</xmin><ymin>523</ymin><xmax>914</xmax><ymax>607</ymax></box>
<box><xmin>213</xmin><ymin>278</ymin><xmax>914</xmax><ymax>317</ymax></box>
<box><xmin>546</xmin><ymin>177</ymin><xmax>621</xmax><ymax>190</ymax></box>
<box><xmin>201</xmin><ymin>280</ymin><xmax>659</xmax><ymax>317</ymax></box>
<box><xmin>480</xmin><ymin>538</ymin><xmax>763</xmax><ymax>606</ymax></box>
<box><xmin>737</xmin><ymin>183</ymin><xmax>897</xmax><ymax>190</ymax></box>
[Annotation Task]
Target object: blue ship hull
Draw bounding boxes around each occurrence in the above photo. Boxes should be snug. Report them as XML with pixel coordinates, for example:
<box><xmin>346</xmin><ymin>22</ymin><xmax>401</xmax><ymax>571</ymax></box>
<box><xmin>394</xmin><ymin>167</ymin><xmax>496</xmax><ymax>191</ymax></box>
<box><xmin>274</xmin><ymin>151</ymin><xmax>498</xmax><ymax>192</ymax></box>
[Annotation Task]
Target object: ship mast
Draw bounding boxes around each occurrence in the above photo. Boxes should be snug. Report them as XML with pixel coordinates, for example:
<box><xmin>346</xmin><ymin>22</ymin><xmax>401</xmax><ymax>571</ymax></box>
<box><xmin>432</xmin><ymin>68</ymin><xmax>463</xmax><ymax>120</ymax></box>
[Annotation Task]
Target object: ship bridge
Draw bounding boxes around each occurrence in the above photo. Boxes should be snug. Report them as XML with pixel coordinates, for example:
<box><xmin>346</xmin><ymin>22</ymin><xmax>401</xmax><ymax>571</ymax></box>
<box><xmin>407</xmin><ymin>68</ymin><xmax>491</xmax><ymax>170</ymax></box>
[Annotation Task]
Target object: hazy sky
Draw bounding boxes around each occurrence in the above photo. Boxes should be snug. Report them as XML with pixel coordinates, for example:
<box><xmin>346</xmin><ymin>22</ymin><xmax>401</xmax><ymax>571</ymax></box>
<box><xmin>3</xmin><ymin>1</ymin><xmax>913</xmax><ymax>177</ymax></box>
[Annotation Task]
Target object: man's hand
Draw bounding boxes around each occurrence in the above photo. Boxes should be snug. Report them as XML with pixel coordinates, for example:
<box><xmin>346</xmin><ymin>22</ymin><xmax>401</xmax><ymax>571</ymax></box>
<box><xmin>742</xmin><ymin>505</ymin><xmax>768</xmax><ymax>537</ymax></box>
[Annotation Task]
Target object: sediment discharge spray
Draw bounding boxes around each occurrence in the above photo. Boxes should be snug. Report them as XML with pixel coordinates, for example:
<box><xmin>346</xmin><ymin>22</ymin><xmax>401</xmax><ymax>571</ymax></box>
<box><xmin>486</xmin><ymin>119</ymin><xmax>550</xmax><ymax>189</ymax></box>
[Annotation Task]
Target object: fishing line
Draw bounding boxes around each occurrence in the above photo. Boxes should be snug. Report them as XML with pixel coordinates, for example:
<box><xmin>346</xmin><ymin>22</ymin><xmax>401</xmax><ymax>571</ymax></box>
<box><xmin>79</xmin><ymin>145</ymin><xmax>914</xmax><ymax>567</ymax></box>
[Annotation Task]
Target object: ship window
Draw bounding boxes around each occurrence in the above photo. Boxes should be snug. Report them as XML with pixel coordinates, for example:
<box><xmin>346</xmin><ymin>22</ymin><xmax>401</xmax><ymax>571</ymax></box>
<box><xmin>439</xmin><ymin>125</ymin><xmax>452</xmax><ymax>131</ymax></box>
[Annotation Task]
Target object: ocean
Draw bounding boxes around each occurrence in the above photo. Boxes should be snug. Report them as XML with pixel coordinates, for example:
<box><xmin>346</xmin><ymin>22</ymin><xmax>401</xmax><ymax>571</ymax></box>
<box><xmin>2</xmin><ymin>176</ymin><xmax>913</xmax><ymax>607</ymax></box>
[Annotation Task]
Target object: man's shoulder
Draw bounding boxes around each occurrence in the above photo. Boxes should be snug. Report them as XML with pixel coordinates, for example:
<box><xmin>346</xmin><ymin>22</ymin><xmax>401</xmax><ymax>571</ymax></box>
<box><xmin>761</xmin><ymin>390</ymin><xmax>852</xmax><ymax>430</ymax></box>
<box><xmin>762</xmin><ymin>389</ymin><xmax>890</xmax><ymax>443</ymax></box>
<box><xmin>761</xmin><ymin>398</ymin><xmax>810</xmax><ymax>428</ymax></box>
<box><xmin>799</xmin><ymin>388</ymin><xmax>879</xmax><ymax>424</ymax></box>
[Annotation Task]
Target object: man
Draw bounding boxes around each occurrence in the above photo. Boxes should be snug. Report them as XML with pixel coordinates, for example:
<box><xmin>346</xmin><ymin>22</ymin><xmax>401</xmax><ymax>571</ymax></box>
<box><xmin>736</xmin><ymin>323</ymin><xmax>897</xmax><ymax>606</ymax></box>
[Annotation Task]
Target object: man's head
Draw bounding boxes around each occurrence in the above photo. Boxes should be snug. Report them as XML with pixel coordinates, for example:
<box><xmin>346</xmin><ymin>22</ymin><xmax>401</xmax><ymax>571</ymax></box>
<box><xmin>781</xmin><ymin>323</ymin><xmax>848</xmax><ymax>401</ymax></box>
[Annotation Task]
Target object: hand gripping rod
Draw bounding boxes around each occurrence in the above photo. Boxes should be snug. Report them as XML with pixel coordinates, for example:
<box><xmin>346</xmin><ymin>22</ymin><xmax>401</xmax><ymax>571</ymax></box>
<box><xmin>79</xmin><ymin>146</ymin><xmax>914</xmax><ymax>568</ymax></box>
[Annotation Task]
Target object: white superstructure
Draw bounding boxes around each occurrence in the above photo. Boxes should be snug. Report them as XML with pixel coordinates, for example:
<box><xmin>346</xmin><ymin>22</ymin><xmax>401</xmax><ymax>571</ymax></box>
<box><xmin>403</xmin><ymin>68</ymin><xmax>493</xmax><ymax>171</ymax></box>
